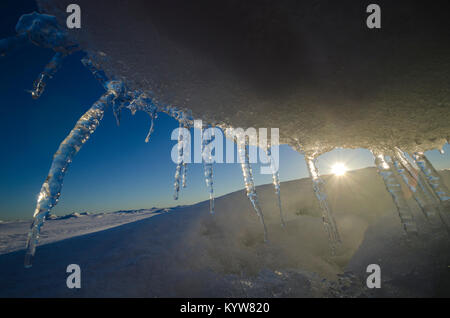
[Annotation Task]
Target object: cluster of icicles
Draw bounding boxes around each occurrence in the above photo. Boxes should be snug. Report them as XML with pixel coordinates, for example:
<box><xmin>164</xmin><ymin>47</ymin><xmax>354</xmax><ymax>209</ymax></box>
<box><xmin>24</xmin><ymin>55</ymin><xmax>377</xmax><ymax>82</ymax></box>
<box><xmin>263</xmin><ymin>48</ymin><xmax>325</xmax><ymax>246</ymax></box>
<box><xmin>1</xmin><ymin>12</ymin><xmax>449</xmax><ymax>268</ymax></box>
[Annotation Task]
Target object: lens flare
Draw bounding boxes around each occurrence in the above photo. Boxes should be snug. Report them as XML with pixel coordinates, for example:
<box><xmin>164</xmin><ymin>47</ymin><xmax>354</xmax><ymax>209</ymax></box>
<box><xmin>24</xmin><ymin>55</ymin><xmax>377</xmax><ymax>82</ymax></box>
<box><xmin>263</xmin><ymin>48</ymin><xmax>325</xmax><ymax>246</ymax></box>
<box><xmin>331</xmin><ymin>162</ymin><xmax>347</xmax><ymax>176</ymax></box>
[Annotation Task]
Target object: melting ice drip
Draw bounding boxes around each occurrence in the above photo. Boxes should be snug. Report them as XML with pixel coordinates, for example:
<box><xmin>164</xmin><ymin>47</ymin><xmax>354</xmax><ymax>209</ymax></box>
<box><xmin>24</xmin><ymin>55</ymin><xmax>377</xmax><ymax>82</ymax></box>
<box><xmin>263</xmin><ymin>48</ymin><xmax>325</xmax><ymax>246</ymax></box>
<box><xmin>128</xmin><ymin>92</ymin><xmax>159</xmax><ymax>142</ymax></box>
<box><xmin>392</xmin><ymin>149</ymin><xmax>443</xmax><ymax>227</ymax></box>
<box><xmin>2</xmin><ymin>12</ymin><xmax>449</xmax><ymax>267</ymax></box>
<box><xmin>202</xmin><ymin>127</ymin><xmax>215</xmax><ymax>214</ymax></box>
<box><xmin>413</xmin><ymin>152</ymin><xmax>450</xmax><ymax>203</ymax></box>
<box><xmin>30</xmin><ymin>51</ymin><xmax>66</xmax><ymax>99</ymax></box>
<box><xmin>266</xmin><ymin>145</ymin><xmax>285</xmax><ymax>227</ymax></box>
<box><xmin>24</xmin><ymin>80</ymin><xmax>125</xmax><ymax>267</ymax></box>
<box><xmin>373</xmin><ymin>149</ymin><xmax>450</xmax><ymax>234</ymax></box>
<box><xmin>173</xmin><ymin>124</ymin><xmax>185</xmax><ymax>200</ymax></box>
<box><xmin>305</xmin><ymin>154</ymin><xmax>341</xmax><ymax>250</ymax></box>
<box><xmin>237</xmin><ymin>136</ymin><xmax>268</xmax><ymax>242</ymax></box>
<box><xmin>172</xmin><ymin>121</ymin><xmax>194</xmax><ymax>200</ymax></box>
<box><xmin>182</xmin><ymin>162</ymin><xmax>188</xmax><ymax>189</ymax></box>
<box><xmin>373</xmin><ymin>153</ymin><xmax>418</xmax><ymax>234</ymax></box>
<box><xmin>373</xmin><ymin>148</ymin><xmax>450</xmax><ymax>234</ymax></box>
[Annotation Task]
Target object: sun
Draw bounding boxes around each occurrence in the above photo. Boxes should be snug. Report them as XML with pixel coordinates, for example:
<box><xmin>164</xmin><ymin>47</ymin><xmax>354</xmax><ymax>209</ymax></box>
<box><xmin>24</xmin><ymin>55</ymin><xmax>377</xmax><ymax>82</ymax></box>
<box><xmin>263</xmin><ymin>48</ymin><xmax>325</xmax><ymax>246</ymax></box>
<box><xmin>331</xmin><ymin>162</ymin><xmax>347</xmax><ymax>176</ymax></box>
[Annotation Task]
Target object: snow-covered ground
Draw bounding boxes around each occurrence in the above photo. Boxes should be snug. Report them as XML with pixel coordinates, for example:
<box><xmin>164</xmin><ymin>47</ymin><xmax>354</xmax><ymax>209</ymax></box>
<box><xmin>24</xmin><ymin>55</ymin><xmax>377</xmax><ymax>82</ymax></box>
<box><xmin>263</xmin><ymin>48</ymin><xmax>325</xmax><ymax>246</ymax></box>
<box><xmin>0</xmin><ymin>168</ymin><xmax>449</xmax><ymax>297</ymax></box>
<box><xmin>0</xmin><ymin>208</ymin><xmax>173</xmax><ymax>255</ymax></box>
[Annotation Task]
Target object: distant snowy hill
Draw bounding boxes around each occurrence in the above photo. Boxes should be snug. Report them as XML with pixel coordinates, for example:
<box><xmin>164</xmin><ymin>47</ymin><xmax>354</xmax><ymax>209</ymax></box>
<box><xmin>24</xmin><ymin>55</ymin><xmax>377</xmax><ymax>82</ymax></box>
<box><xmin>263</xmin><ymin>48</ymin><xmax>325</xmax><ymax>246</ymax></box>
<box><xmin>0</xmin><ymin>168</ymin><xmax>449</xmax><ymax>297</ymax></box>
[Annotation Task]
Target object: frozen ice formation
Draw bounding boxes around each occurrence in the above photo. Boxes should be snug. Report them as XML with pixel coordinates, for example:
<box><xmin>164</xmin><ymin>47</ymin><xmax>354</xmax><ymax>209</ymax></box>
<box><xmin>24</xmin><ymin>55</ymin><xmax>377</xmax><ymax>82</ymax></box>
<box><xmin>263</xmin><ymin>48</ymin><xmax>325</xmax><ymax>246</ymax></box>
<box><xmin>413</xmin><ymin>152</ymin><xmax>450</xmax><ymax>203</ymax></box>
<box><xmin>0</xmin><ymin>11</ymin><xmax>77</xmax><ymax>55</ymax></box>
<box><xmin>202</xmin><ymin>127</ymin><xmax>215</xmax><ymax>214</ymax></box>
<box><xmin>30</xmin><ymin>51</ymin><xmax>66</xmax><ymax>99</ymax></box>
<box><xmin>36</xmin><ymin>0</ymin><xmax>450</xmax><ymax>154</ymax></box>
<box><xmin>373</xmin><ymin>153</ymin><xmax>418</xmax><ymax>234</ymax></box>
<box><xmin>24</xmin><ymin>80</ymin><xmax>126</xmax><ymax>267</ymax></box>
<box><xmin>305</xmin><ymin>153</ymin><xmax>341</xmax><ymax>249</ymax></box>
<box><xmin>0</xmin><ymin>11</ymin><xmax>79</xmax><ymax>98</ymax></box>
<box><xmin>173</xmin><ymin>124</ymin><xmax>184</xmax><ymax>200</ymax></box>
<box><xmin>236</xmin><ymin>134</ymin><xmax>268</xmax><ymax>242</ymax></box>
<box><xmin>266</xmin><ymin>145</ymin><xmax>285</xmax><ymax>227</ymax></box>
<box><xmin>1</xmin><ymin>1</ymin><xmax>449</xmax><ymax>266</ymax></box>
<box><xmin>392</xmin><ymin>149</ymin><xmax>442</xmax><ymax>227</ymax></box>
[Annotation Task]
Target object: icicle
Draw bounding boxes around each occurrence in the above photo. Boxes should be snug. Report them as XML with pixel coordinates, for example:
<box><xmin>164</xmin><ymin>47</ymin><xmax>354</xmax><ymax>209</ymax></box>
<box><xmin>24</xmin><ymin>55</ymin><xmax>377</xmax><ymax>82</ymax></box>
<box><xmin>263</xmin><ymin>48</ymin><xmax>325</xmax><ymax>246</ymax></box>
<box><xmin>173</xmin><ymin>124</ymin><xmax>184</xmax><ymax>200</ymax></box>
<box><xmin>392</xmin><ymin>151</ymin><xmax>441</xmax><ymax>227</ymax></box>
<box><xmin>237</xmin><ymin>136</ymin><xmax>268</xmax><ymax>242</ymax></box>
<box><xmin>125</xmin><ymin>92</ymin><xmax>158</xmax><ymax>142</ymax></box>
<box><xmin>30</xmin><ymin>52</ymin><xmax>66</xmax><ymax>99</ymax></box>
<box><xmin>266</xmin><ymin>145</ymin><xmax>285</xmax><ymax>227</ymax></box>
<box><xmin>373</xmin><ymin>152</ymin><xmax>418</xmax><ymax>234</ymax></box>
<box><xmin>305</xmin><ymin>154</ymin><xmax>341</xmax><ymax>249</ymax></box>
<box><xmin>173</xmin><ymin>164</ymin><xmax>182</xmax><ymax>200</ymax></box>
<box><xmin>24</xmin><ymin>80</ymin><xmax>124</xmax><ymax>268</ymax></box>
<box><xmin>203</xmin><ymin>162</ymin><xmax>215</xmax><ymax>214</ymax></box>
<box><xmin>144</xmin><ymin>113</ymin><xmax>156</xmax><ymax>143</ymax></box>
<box><xmin>143</xmin><ymin>107</ymin><xmax>158</xmax><ymax>143</ymax></box>
<box><xmin>397</xmin><ymin>150</ymin><xmax>440</xmax><ymax>205</ymax></box>
<box><xmin>182</xmin><ymin>162</ymin><xmax>188</xmax><ymax>188</ymax></box>
<box><xmin>203</xmin><ymin>127</ymin><xmax>215</xmax><ymax>214</ymax></box>
<box><xmin>413</xmin><ymin>152</ymin><xmax>450</xmax><ymax>202</ymax></box>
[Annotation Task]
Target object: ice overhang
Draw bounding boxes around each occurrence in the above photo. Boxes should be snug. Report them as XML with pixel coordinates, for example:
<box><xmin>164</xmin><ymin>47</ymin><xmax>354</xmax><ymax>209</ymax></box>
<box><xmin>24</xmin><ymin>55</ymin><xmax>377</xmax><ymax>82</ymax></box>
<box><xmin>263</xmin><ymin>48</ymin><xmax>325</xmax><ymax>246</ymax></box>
<box><xmin>36</xmin><ymin>0</ymin><xmax>450</xmax><ymax>155</ymax></box>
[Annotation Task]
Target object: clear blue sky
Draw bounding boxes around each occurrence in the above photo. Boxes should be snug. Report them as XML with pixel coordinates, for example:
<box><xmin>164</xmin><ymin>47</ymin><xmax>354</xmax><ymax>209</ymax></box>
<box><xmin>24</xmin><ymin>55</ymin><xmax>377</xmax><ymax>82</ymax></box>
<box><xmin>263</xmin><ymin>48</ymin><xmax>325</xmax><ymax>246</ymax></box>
<box><xmin>0</xmin><ymin>0</ymin><xmax>449</xmax><ymax>220</ymax></box>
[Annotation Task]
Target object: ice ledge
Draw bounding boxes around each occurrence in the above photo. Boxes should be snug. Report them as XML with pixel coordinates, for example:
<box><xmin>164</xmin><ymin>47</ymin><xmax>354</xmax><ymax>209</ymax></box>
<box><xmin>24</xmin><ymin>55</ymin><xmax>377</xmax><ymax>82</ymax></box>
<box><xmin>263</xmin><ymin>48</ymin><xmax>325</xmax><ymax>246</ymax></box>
<box><xmin>36</xmin><ymin>0</ymin><xmax>449</xmax><ymax>154</ymax></box>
